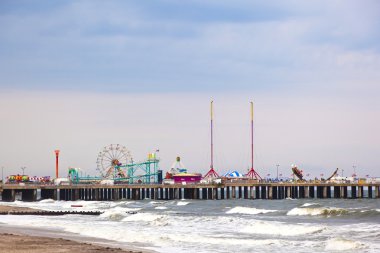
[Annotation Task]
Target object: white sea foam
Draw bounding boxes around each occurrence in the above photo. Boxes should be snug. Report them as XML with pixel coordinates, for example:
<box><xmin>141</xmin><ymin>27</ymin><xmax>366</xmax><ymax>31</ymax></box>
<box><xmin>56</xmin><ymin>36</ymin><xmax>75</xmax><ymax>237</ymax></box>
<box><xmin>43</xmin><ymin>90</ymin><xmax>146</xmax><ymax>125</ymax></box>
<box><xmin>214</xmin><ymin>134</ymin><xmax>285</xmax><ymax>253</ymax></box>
<box><xmin>158</xmin><ymin>233</ymin><xmax>282</xmax><ymax>247</ymax></box>
<box><xmin>39</xmin><ymin>199</ymin><xmax>55</xmax><ymax>203</ymax></box>
<box><xmin>122</xmin><ymin>212</ymin><xmax>163</xmax><ymax>222</ymax></box>
<box><xmin>99</xmin><ymin>208</ymin><xmax>137</xmax><ymax>221</ymax></box>
<box><xmin>177</xmin><ymin>201</ymin><xmax>189</xmax><ymax>206</ymax></box>
<box><xmin>301</xmin><ymin>203</ymin><xmax>317</xmax><ymax>207</ymax></box>
<box><xmin>241</xmin><ymin>221</ymin><xmax>324</xmax><ymax>236</ymax></box>
<box><xmin>155</xmin><ymin>206</ymin><xmax>168</xmax><ymax>210</ymax></box>
<box><xmin>325</xmin><ymin>238</ymin><xmax>365</xmax><ymax>251</ymax></box>
<box><xmin>226</xmin><ymin>206</ymin><xmax>277</xmax><ymax>215</ymax></box>
<box><xmin>287</xmin><ymin>207</ymin><xmax>347</xmax><ymax>216</ymax></box>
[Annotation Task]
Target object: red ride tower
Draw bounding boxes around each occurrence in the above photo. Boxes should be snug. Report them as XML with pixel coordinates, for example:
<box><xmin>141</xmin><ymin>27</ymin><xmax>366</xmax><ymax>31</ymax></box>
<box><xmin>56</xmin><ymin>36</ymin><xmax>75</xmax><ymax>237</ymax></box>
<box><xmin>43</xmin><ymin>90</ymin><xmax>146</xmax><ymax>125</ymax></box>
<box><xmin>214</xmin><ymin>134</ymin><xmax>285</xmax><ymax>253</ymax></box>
<box><xmin>246</xmin><ymin>102</ymin><xmax>262</xmax><ymax>180</ymax></box>
<box><xmin>54</xmin><ymin>150</ymin><xmax>60</xmax><ymax>178</ymax></box>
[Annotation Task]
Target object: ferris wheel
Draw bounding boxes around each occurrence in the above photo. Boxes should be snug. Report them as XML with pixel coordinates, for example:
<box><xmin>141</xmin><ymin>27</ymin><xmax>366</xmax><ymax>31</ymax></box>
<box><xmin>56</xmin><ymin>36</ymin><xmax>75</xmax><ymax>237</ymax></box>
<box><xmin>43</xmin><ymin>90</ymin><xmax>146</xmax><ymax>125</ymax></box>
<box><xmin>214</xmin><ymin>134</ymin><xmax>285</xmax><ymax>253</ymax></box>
<box><xmin>96</xmin><ymin>144</ymin><xmax>132</xmax><ymax>179</ymax></box>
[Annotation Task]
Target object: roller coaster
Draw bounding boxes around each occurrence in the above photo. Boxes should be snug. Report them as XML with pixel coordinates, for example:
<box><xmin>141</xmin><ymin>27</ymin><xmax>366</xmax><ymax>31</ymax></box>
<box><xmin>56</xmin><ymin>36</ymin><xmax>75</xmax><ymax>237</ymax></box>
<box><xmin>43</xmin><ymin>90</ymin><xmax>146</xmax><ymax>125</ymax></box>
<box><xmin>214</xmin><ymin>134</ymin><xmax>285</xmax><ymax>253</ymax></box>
<box><xmin>69</xmin><ymin>144</ymin><xmax>161</xmax><ymax>184</ymax></box>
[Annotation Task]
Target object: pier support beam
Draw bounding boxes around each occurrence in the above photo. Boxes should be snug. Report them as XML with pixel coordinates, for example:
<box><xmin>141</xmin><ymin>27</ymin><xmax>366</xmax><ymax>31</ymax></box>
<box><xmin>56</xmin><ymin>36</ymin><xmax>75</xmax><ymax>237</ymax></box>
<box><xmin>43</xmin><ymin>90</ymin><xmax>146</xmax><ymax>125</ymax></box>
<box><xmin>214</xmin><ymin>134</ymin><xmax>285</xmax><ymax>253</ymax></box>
<box><xmin>368</xmin><ymin>186</ymin><xmax>372</xmax><ymax>198</ymax></box>
<box><xmin>278</xmin><ymin>186</ymin><xmax>283</xmax><ymax>199</ymax></box>
<box><xmin>41</xmin><ymin>189</ymin><xmax>57</xmax><ymax>200</ymax></box>
<box><xmin>250</xmin><ymin>186</ymin><xmax>254</xmax><ymax>199</ymax></box>
<box><xmin>304</xmin><ymin>186</ymin><xmax>309</xmax><ymax>198</ymax></box>
<box><xmin>1</xmin><ymin>189</ymin><xmax>15</xmax><ymax>202</ymax></box>
<box><xmin>272</xmin><ymin>186</ymin><xmax>278</xmax><ymax>199</ymax></box>
<box><xmin>220</xmin><ymin>187</ymin><xmax>225</xmax><ymax>199</ymax></box>
<box><xmin>351</xmin><ymin>186</ymin><xmax>357</xmax><ymax>198</ymax></box>
<box><xmin>322</xmin><ymin>186</ymin><xmax>327</xmax><ymax>198</ymax></box>
<box><xmin>243</xmin><ymin>186</ymin><xmax>248</xmax><ymax>199</ymax></box>
<box><xmin>231</xmin><ymin>187</ymin><xmax>236</xmax><ymax>199</ymax></box>
<box><xmin>261</xmin><ymin>186</ymin><xmax>267</xmax><ymax>199</ymax></box>
<box><xmin>193</xmin><ymin>188</ymin><xmax>199</xmax><ymax>199</ymax></box>
<box><xmin>286</xmin><ymin>186</ymin><xmax>291</xmax><ymax>199</ymax></box>
<box><xmin>226</xmin><ymin>187</ymin><xmax>230</xmax><ymax>199</ymax></box>
<box><xmin>334</xmin><ymin>186</ymin><xmax>340</xmax><ymax>198</ymax></box>
<box><xmin>202</xmin><ymin>188</ymin><xmax>207</xmax><ymax>200</ymax></box>
<box><xmin>268</xmin><ymin>187</ymin><xmax>273</xmax><ymax>200</ymax></box>
<box><xmin>22</xmin><ymin>189</ymin><xmax>37</xmax><ymax>202</ymax></box>
<box><xmin>358</xmin><ymin>186</ymin><xmax>363</xmax><ymax>198</ymax></box>
<box><xmin>212</xmin><ymin>188</ymin><xmax>217</xmax><ymax>200</ymax></box>
<box><xmin>309</xmin><ymin>186</ymin><xmax>315</xmax><ymax>198</ymax></box>
<box><xmin>299</xmin><ymin>186</ymin><xmax>305</xmax><ymax>198</ymax></box>
<box><xmin>113</xmin><ymin>189</ymin><xmax>120</xmax><ymax>200</ymax></box>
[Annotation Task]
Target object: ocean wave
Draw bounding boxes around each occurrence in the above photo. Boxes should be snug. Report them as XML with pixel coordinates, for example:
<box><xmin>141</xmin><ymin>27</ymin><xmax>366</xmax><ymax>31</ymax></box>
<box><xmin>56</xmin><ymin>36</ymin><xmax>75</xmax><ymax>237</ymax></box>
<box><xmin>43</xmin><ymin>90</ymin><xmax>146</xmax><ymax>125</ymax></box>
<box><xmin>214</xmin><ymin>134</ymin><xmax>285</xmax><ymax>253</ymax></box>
<box><xmin>100</xmin><ymin>210</ymin><xmax>128</xmax><ymax>221</ymax></box>
<box><xmin>287</xmin><ymin>207</ymin><xmax>348</xmax><ymax>216</ymax></box>
<box><xmin>159</xmin><ymin>233</ymin><xmax>282</xmax><ymax>247</ymax></box>
<box><xmin>325</xmin><ymin>238</ymin><xmax>366</xmax><ymax>251</ymax></box>
<box><xmin>100</xmin><ymin>207</ymin><xmax>141</xmax><ymax>221</ymax></box>
<box><xmin>241</xmin><ymin>221</ymin><xmax>324</xmax><ymax>236</ymax></box>
<box><xmin>122</xmin><ymin>213</ymin><xmax>169</xmax><ymax>226</ymax></box>
<box><xmin>226</xmin><ymin>206</ymin><xmax>277</xmax><ymax>215</ymax></box>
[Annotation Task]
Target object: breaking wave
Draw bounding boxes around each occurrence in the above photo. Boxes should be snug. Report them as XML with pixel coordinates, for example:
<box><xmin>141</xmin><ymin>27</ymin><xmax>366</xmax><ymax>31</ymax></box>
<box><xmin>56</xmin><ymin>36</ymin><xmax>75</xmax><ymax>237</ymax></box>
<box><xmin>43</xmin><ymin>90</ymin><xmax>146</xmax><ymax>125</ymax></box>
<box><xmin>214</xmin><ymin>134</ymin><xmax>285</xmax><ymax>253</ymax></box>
<box><xmin>241</xmin><ymin>221</ymin><xmax>324</xmax><ymax>236</ymax></box>
<box><xmin>122</xmin><ymin>213</ymin><xmax>169</xmax><ymax>226</ymax></box>
<box><xmin>287</xmin><ymin>207</ymin><xmax>348</xmax><ymax>216</ymax></box>
<box><xmin>226</xmin><ymin>206</ymin><xmax>277</xmax><ymax>215</ymax></box>
<box><xmin>288</xmin><ymin>207</ymin><xmax>380</xmax><ymax>217</ymax></box>
<box><xmin>177</xmin><ymin>201</ymin><xmax>190</xmax><ymax>206</ymax></box>
<box><xmin>325</xmin><ymin>238</ymin><xmax>366</xmax><ymax>251</ymax></box>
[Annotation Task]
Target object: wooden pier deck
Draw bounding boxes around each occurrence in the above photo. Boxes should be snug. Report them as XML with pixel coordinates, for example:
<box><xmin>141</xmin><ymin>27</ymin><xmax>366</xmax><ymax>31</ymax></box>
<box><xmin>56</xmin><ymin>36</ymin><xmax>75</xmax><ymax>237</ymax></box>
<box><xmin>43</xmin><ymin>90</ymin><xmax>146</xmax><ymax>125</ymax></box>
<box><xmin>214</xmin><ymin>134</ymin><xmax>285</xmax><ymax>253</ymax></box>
<box><xmin>1</xmin><ymin>182</ymin><xmax>379</xmax><ymax>201</ymax></box>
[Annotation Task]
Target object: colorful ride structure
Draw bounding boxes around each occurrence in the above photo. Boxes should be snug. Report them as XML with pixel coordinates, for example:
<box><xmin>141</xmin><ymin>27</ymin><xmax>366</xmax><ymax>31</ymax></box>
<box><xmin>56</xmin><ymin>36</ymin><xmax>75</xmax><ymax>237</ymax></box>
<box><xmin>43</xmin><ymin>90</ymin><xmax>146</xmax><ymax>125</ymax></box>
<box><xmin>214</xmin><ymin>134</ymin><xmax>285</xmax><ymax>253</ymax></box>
<box><xmin>164</xmin><ymin>157</ymin><xmax>202</xmax><ymax>184</ymax></box>
<box><xmin>291</xmin><ymin>165</ymin><xmax>304</xmax><ymax>181</ymax></box>
<box><xmin>118</xmin><ymin>152</ymin><xmax>160</xmax><ymax>184</ymax></box>
<box><xmin>94</xmin><ymin>144</ymin><xmax>160</xmax><ymax>184</ymax></box>
<box><xmin>67</xmin><ymin>144</ymin><xmax>161</xmax><ymax>184</ymax></box>
<box><xmin>6</xmin><ymin>175</ymin><xmax>51</xmax><ymax>184</ymax></box>
<box><xmin>7</xmin><ymin>174</ymin><xmax>30</xmax><ymax>183</ymax></box>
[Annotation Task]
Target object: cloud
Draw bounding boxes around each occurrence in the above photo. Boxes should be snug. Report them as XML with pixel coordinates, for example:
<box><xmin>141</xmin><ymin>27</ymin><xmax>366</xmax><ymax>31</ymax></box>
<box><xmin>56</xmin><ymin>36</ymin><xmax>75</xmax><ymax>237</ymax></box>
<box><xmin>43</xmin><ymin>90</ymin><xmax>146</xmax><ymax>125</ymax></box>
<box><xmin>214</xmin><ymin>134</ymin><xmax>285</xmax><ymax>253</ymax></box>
<box><xmin>0</xmin><ymin>1</ymin><xmax>379</xmax><ymax>178</ymax></box>
<box><xmin>1</xmin><ymin>0</ymin><xmax>380</xmax><ymax>94</ymax></box>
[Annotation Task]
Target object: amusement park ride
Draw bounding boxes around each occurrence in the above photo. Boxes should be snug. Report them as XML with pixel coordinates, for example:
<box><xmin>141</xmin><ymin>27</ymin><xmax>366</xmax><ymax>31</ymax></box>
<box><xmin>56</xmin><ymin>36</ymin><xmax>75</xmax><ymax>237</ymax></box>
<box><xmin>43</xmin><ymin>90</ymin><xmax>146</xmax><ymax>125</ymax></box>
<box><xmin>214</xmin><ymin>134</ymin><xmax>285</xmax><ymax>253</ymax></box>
<box><xmin>68</xmin><ymin>144</ymin><xmax>161</xmax><ymax>184</ymax></box>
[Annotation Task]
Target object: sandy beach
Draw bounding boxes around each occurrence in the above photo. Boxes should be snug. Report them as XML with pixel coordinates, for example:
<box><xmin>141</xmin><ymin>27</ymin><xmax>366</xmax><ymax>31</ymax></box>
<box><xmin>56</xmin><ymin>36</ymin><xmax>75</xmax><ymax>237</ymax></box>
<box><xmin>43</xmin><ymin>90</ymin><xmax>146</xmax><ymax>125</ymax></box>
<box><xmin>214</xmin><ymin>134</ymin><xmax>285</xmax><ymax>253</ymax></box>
<box><xmin>0</xmin><ymin>233</ymin><xmax>144</xmax><ymax>253</ymax></box>
<box><xmin>0</xmin><ymin>205</ymin><xmax>38</xmax><ymax>213</ymax></box>
<box><xmin>0</xmin><ymin>205</ymin><xmax>150</xmax><ymax>253</ymax></box>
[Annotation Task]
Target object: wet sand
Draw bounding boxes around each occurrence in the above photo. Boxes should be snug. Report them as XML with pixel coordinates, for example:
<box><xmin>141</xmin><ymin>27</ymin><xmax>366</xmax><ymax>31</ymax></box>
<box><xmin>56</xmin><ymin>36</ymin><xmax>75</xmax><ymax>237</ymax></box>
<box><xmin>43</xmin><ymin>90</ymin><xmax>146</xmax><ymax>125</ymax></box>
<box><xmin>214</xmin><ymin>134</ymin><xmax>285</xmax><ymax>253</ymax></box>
<box><xmin>0</xmin><ymin>233</ymin><xmax>144</xmax><ymax>253</ymax></box>
<box><xmin>0</xmin><ymin>205</ymin><xmax>38</xmax><ymax>213</ymax></box>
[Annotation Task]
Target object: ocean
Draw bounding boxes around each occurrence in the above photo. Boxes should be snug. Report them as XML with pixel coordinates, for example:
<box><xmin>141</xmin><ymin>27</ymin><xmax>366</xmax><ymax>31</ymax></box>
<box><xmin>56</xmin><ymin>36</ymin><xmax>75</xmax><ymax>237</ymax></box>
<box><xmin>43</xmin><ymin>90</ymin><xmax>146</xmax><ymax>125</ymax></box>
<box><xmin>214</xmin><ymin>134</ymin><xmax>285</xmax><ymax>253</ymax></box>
<box><xmin>1</xmin><ymin>198</ymin><xmax>380</xmax><ymax>252</ymax></box>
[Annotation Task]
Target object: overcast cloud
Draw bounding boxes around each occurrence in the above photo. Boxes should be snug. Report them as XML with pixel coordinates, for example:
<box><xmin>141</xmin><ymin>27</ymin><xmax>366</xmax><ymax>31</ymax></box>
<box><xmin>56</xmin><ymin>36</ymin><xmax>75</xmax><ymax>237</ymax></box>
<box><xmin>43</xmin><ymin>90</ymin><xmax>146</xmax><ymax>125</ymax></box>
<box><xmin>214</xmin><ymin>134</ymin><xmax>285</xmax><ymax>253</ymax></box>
<box><xmin>0</xmin><ymin>0</ymin><xmax>379</xmax><ymax>178</ymax></box>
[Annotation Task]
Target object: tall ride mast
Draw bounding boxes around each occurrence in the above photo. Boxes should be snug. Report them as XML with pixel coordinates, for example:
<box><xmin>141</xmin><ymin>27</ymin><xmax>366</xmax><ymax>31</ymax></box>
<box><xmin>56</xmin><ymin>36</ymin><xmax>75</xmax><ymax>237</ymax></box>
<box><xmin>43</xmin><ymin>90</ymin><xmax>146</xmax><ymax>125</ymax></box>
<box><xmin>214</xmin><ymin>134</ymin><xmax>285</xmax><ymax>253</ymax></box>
<box><xmin>204</xmin><ymin>100</ymin><xmax>219</xmax><ymax>179</ymax></box>
<box><xmin>246</xmin><ymin>101</ymin><xmax>261</xmax><ymax>180</ymax></box>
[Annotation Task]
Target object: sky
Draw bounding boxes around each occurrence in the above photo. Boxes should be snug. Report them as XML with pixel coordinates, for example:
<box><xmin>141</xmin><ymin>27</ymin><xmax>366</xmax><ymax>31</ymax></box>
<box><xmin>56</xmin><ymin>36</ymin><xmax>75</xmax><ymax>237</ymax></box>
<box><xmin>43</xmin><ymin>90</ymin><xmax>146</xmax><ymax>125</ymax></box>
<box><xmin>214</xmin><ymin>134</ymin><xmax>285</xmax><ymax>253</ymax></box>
<box><xmin>0</xmin><ymin>0</ymin><xmax>379</xmax><ymax>179</ymax></box>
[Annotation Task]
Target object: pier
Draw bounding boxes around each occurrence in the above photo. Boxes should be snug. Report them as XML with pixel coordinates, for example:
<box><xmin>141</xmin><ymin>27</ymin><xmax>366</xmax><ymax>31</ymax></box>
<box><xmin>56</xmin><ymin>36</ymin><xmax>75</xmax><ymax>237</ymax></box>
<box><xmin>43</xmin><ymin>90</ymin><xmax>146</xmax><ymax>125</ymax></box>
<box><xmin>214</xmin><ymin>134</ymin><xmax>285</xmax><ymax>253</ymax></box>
<box><xmin>1</xmin><ymin>182</ymin><xmax>379</xmax><ymax>202</ymax></box>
